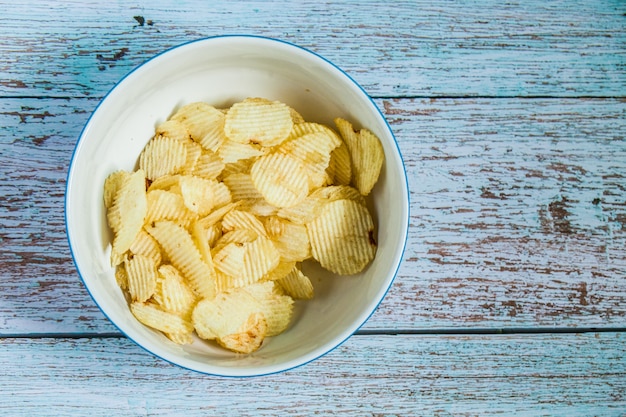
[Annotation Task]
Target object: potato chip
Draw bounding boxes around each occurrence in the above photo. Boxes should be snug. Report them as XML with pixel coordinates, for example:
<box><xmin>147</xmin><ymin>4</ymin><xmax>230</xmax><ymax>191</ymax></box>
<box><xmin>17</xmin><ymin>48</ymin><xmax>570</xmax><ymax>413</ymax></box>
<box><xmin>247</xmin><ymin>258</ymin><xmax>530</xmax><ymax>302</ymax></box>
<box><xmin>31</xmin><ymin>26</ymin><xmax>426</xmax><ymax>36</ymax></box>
<box><xmin>155</xmin><ymin>119</ymin><xmax>190</xmax><ymax>142</ymax></box>
<box><xmin>139</xmin><ymin>135</ymin><xmax>188</xmax><ymax>181</ymax></box>
<box><xmin>157</xmin><ymin>264</ymin><xmax>197</xmax><ymax>318</ymax></box>
<box><xmin>218</xmin><ymin>139</ymin><xmax>264</xmax><ymax>164</ymax></box>
<box><xmin>277</xmin><ymin>132</ymin><xmax>338</xmax><ymax>189</ymax></box>
<box><xmin>261</xmin><ymin>260</ymin><xmax>296</xmax><ymax>281</ymax></box>
<box><xmin>192</xmin><ymin>289</ymin><xmax>262</xmax><ymax>340</ymax></box>
<box><xmin>145</xmin><ymin>189</ymin><xmax>194</xmax><ymax>227</ymax></box>
<box><xmin>250</xmin><ymin>153</ymin><xmax>309</xmax><ymax>208</ymax></box>
<box><xmin>171</xmin><ymin>102</ymin><xmax>225</xmax><ymax>150</ymax></box>
<box><xmin>192</xmin><ymin>150</ymin><xmax>224</xmax><ymax>180</ymax></box>
<box><xmin>190</xmin><ymin>220</ymin><xmax>215</xmax><ymax>274</ymax></box>
<box><xmin>310</xmin><ymin>185</ymin><xmax>366</xmax><ymax>207</ymax></box>
<box><xmin>334</xmin><ymin>118</ymin><xmax>384</xmax><ymax>196</ymax></box>
<box><xmin>124</xmin><ymin>254</ymin><xmax>158</xmax><ymax>303</ymax></box>
<box><xmin>178</xmin><ymin>175</ymin><xmax>217</xmax><ymax>216</ymax></box>
<box><xmin>197</xmin><ymin>201</ymin><xmax>242</xmax><ymax>229</ymax></box>
<box><xmin>103</xmin><ymin>170</ymin><xmax>130</xmax><ymax>209</ymax></box>
<box><xmin>264</xmin><ymin>216</ymin><xmax>310</xmax><ymax>262</ymax></box>
<box><xmin>129</xmin><ymin>229</ymin><xmax>162</xmax><ymax>265</ymax></box>
<box><xmin>179</xmin><ymin>139</ymin><xmax>203</xmax><ymax>175</ymax></box>
<box><xmin>306</xmin><ymin>199</ymin><xmax>377</xmax><ymax>275</ymax></box>
<box><xmin>224</xmin><ymin>97</ymin><xmax>293</xmax><ymax>147</ymax></box>
<box><xmin>131</xmin><ymin>301</ymin><xmax>194</xmax><ymax>335</ymax></box>
<box><xmin>107</xmin><ymin>169</ymin><xmax>147</xmax><ymax>266</ymax></box>
<box><xmin>276</xmin><ymin>266</ymin><xmax>314</xmax><ymax>300</ymax></box>
<box><xmin>242</xmin><ymin>281</ymin><xmax>294</xmax><ymax>337</ymax></box>
<box><xmin>276</xmin><ymin>195</ymin><xmax>326</xmax><ymax>224</ymax></box>
<box><xmin>213</xmin><ymin>236</ymin><xmax>280</xmax><ymax>289</ymax></box>
<box><xmin>222</xmin><ymin>173</ymin><xmax>264</xmax><ymax>201</ymax></box>
<box><xmin>287</xmin><ymin>122</ymin><xmax>342</xmax><ymax>149</ymax></box>
<box><xmin>115</xmin><ymin>262</ymin><xmax>129</xmax><ymax>290</ymax></box>
<box><xmin>329</xmin><ymin>141</ymin><xmax>352</xmax><ymax>186</ymax></box>
<box><xmin>147</xmin><ymin>174</ymin><xmax>180</xmax><ymax>191</ymax></box>
<box><xmin>217</xmin><ymin>312</ymin><xmax>267</xmax><ymax>354</ymax></box>
<box><xmin>146</xmin><ymin>220</ymin><xmax>216</xmax><ymax>300</ymax></box>
<box><xmin>222</xmin><ymin>209</ymin><xmax>267</xmax><ymax>237</ymax></box>
<box><xmin>165</xmin><ymin>331</ymin><xmax>194</xmax><ymax>345</ymax></box>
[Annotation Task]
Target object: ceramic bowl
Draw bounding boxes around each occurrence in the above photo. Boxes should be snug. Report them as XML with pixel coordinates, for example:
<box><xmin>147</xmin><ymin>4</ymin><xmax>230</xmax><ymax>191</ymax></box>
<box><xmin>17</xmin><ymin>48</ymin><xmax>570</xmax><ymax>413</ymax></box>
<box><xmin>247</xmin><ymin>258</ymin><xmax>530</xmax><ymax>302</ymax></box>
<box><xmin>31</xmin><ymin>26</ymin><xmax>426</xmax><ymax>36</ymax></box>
<box><xmin>65</xmin><ymin>35</ymin><xmax>409</xmax><ymax>377</ymax></box>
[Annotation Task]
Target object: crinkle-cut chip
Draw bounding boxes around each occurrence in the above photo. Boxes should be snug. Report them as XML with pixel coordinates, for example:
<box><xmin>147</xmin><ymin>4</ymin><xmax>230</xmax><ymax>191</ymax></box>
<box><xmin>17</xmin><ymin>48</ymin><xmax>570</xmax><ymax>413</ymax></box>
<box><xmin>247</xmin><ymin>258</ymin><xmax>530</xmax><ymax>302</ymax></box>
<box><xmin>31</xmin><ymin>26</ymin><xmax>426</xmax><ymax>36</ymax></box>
<box><xmin>213</xmin><ymin>237</ymin><xmax>280</xmax><ymax>288</ymax></box>
<box><xmin>222</xmin><ymin>173</ymin><xmax>264</xmax><ymax>201</ymax></box>
<box><xmin>242</xmin><ymin>281</ymin><xmax>294</xmax><ymax>337</ymax></box>
<box><xmin>157</xmin><ymin>264</ymin><xmax>197</xmax><ymax>318</ymax></box>
<box><xmin>239</xmin><ymin>199</ymin><xmax>279</xmax><ymax>218</ymax></box>
<box><xmin>139</xmin><ymin>135</ymin><xmax>188</xmax><ymax>181</ymax></box>
<box><xmin>218</xmin><ymin>139</ymin><xmax>264</xmax><ymax>164</ymax></box>
<box><xmin>213</xmin><ymin>229</ymin><xmax>258</xmax><ymax>256</ymax></box>
<box><xmin>192</xmin><ymin>289</ymin><xmax>262</xmax><ymax>341</ymax></box>
<box><xmin>146</xmin><ymin>221</ymin><xmax>216</xmax><ymax>300</ymax></box>
<box><xmin>261</xmin><ymin>260</ymin><xmax>297</xmax><ymax>281</ymax></box>
<box><xmin>306</xmin><ymin>199</ymin><xmax>377</xmax><ymax>275</ymax></box>
<box><xmin>131</xmin><ymin>301</ymin><xmax>194</xmax><ymax>335</ymax></box>
<box><xmin>155</xmin><ymin>119</ymin><xmax>190</xmax><ymax>142</ymax></box>
<box><xmin>310</xmin><ymin>185</ymin><xmax>367</xmax><ymax>207</ymax></box>
<box><xmin>224</xmin><ymin>97</ymin><xmax>293</xmax><ymax>147</ymax></box>
<box><xmin>197</xmin><ymin>201</ymin><xmax>242</xmax><ymax>229</ymax></box>
<box><xmin>220</xmin><ymin>158</ymin><xmax>253</xmax><ymax>177</ymax></box>
<box><xmin>206</xmin><ymin>223</ymin><xmax>222</xmax><ymax>247</ymax></box>
<box><xmin>103</xmin><ymin>170</ymin><xmax>130</xmax><ymax>209</ymax></box>
<box><xmin>250</xmin><ymin>153</ymin><xmax>309</xmax><ymax>208</ymax></box>
<box><xmin>277</xmin><ymin>266</ymin><xmax>314</xmax><ymax>300</ymax></box>
<box><xmin>107</xmin><ymin>170</ymin><xmax>148</xmax><ymax>266</ymax></box>
<box><xmin>217</xmin><ymin>312</ymin><xmax>267</xmax><ymax>354</ymax></box>
<box><xmin>212</xmin><ymin>241</ymin><xmax>246</xmax><ymax>278</ymax></box>
<box><xmin>264</xmin><ymin>217</ymin><xmax>310</xmax><ymax>262</ymax></box>
<box><xmin>165</xmin><ymin>331</ymin><xmax>194</xmax><ymax>345</ymax></box>
<box><xmin>222</xmin><ymin>209</ymin><xmax>267</xmax><ymax>237</ymax></box>
<box><xmin>190</xmin><ymin>220</ymin><xmax>215</xmax><ymax>274</ymax></box>
<box><xmin>147</xmin><ymin>174</ymin><xmax>180</xmax><ymax>191</ymax></box>
<box><xmin>329</xmin><ymin>141</ymin><xmax>352</xmax><ymax>186</ymax></box>
<box><xmin>192</xmin><ymin>150</ymin><xmax>224</xmax><ymax>180</ymax></box>
<box><xmin>277</xmin><ymin>132</ymin><xmax>337</xmax><ymax>189</ymax></box>
<box><xmin>287</xmin><ymin>122</ymin><xmax>342</xmax><ymax>149</ymax></box>
<box><xmin>145</xmin><ymin>189</ymin><xmax>194</xmax><ymax>227</ymax></box>
<box><xmin>180</xmin><ymin>139</ymin><xmax>203</xmax><ymax>175</ymax></box>
<box><xmin>124</xmin><ymin>254</ymin><xmax>158</xmax><ymax>303</ymax></box>
<box><xmin>115</xmin><ymin>263</ymin><xmax>128</xmax><ymax>290</ymax></box>
<box><xmin>288</xmin><ymin>106</ymin><xmax>305</xmax><ymax>124</ymax></box>
<box><xmin>276</xmin><ymin>195</ymin><xmax>325</xmax><ymax>224</ymax></box>
<box><xmin>334</xmin><ymin>118</ymin><xmax>384</xmax><ymax>196</ymax></box>
<box><xmin>170</xmin><ymin>102</ymin><xmax>225</xmax><ymax>147</ymax></box>
<box><xmin>129</xmin><ymin>229</ymin><xmax>162</xmax><ymax>265</ymax></box>
<box><xmin>209</xmin><ymin>180</ymin><xmax>232</xmax><ymax>209</ymax></box>
<box><xmin>178</xmin><ymin>175</ymin><xmax>217</xmax><ymax>216</ymax></box>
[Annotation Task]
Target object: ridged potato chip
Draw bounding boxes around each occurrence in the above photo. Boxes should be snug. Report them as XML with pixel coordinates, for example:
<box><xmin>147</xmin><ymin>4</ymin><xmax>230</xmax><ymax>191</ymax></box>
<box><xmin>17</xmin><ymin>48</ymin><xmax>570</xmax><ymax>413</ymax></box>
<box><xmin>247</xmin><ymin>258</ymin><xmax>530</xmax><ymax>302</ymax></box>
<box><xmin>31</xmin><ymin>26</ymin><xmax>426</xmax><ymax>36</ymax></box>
<box><xmin>155</xmin><ymin>119</ymin><xmax>190</xmax><ymax>142</ymax></box>
<box><xmin>171</xmin><ymin>102</ymin><xmax>225</xmax><ymax>150</ymax></box>
<box><xmin>107</xmin><ymin>169</ymin><xmax>148</xmax><ymax>266</ymax></box>
<box><xmin>264</xmin><ymin>216</ymin><xmax>310</xmax><ymax>262</ymax></box>
<box><xmin>129</xmin><ymin>229</ymin><xmax>162</xmax><ymax>265</ymax></box>
<box><xmin>334</xmin><ymin>118</ymin><xmax>384</xmax><ymax>196</ymax></box>
<box><xmin>131</xmin><ymin>301</ymin><xmax>194</xmax><ymax>336</ymax></box>
<box><xmin>242</xmin><ymin>281</ymin><xmax>294</xmax><ymax>337</ymax></box>
<box><xmin>222</xmin><ymin>209</ymin><xmax>267</xmax><ymax>237</ymax></box>
<box><xmin>145</xmin><ymin>189</ymin><xmax>194</xmax><ymax>227</ymax></box>
<box><xmin>192</xmin><ymin>150</ymin><xmax>224</xmax><ymax>180</ymax></box>
<box><xmin>139</xmin><ymin>135</ymin><xmax>188</xmax><ymax>181</ymax></box>
<box><xmin>124</xmin><ymin>254</ymin><xmax>158</xmax><ymax>303</ymax></box>
<box><xmin>217</xmin><ymin>312</ymin><xmax>267</xmax><ymax>354</ymax></box>
<box><xmin>157</xmin><ymin>264</ymin><xmax>197</xmax><ymax>318</ymax></box>
<box><xmin>307</xmin><ymin>199</ymin><xmax>377</xmax><ymax>275</ymax></box>
<box><xmin>277</xmin><ymin>132</ymin><xmax>337</xmax><ymax>189</ymax></box>
<box><xmin>277</xmin><ymin>266</ymin><xmax>314</xmax><ymax>300</ymax></box>
<box><xmin>250</xmin><ymin>153</ymin><xmax>309</xmax><ymax>208</ymax></box>
<box><xmin>146</xmin><ymin>220</ymin><xmax>216</xmax><ymax>300</ymax></box>
<box><xmin>192</xmin><ymin>289</ymin><xmax>262</xmax><ymax>340</ymax></box>
<box><xmin>329</xmin><ymin>141</ymin><xmax>352</xmax><ymax>186</ymax></box>
<box><xmin>224</xmin><ymin>97</ymin><xmax>293</xmax><ymax>147</ymax></box>
<box><xmin>103</xmin><ymin>170</ymin><xmax>130</xmax><ymax>209</ymax></box>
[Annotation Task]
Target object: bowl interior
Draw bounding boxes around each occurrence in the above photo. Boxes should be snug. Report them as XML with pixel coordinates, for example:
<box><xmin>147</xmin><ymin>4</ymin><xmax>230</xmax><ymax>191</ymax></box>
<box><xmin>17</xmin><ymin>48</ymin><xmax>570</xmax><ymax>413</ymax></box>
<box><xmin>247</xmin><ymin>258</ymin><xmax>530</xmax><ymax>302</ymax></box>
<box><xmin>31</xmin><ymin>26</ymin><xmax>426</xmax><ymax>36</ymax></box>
<box><xmin>66</xmin><ymin>36</ymin><xmax>409</xmax><ymax>376</ymax></box>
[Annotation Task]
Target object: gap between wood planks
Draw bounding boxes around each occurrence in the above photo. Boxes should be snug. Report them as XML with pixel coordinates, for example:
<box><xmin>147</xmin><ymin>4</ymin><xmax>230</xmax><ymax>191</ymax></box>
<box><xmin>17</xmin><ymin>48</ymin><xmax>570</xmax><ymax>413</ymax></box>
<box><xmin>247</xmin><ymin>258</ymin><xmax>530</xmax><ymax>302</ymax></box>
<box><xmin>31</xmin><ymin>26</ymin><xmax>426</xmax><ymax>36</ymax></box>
<box><xmin>2</xmin><ymin>327</ymin><xmax>626</xmax><ymax>339</ymax></box>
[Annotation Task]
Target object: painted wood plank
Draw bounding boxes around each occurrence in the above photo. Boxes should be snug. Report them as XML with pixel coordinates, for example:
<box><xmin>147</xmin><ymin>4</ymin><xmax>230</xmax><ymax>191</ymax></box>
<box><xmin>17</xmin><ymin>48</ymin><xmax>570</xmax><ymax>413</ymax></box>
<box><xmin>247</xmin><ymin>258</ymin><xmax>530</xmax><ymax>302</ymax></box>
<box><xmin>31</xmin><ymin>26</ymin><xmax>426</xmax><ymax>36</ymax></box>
<box><xmin>1</xmin><ymin>97</ymin><xmax>624</xmax><ymax>335</ymax></box>
<box><xmin>0</xmin><ymin>0</ymin><xmax>624</xmax><ymax>98</ymax></box>
<box><xmin>0</xmin><ymin>333</ymin><xmax>624</xmax><ymax>416</ymax></box>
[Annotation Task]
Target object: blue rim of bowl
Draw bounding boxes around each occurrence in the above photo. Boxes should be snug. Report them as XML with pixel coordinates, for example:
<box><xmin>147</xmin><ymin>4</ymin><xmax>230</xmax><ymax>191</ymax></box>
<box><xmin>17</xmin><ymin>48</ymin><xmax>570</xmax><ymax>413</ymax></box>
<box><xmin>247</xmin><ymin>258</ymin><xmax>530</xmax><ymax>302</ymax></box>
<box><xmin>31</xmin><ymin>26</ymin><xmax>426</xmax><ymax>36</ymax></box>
<box><xmin>64</xmin><ymin>34</ymin><xmax>410</xmax><ymax>378</ymax></box>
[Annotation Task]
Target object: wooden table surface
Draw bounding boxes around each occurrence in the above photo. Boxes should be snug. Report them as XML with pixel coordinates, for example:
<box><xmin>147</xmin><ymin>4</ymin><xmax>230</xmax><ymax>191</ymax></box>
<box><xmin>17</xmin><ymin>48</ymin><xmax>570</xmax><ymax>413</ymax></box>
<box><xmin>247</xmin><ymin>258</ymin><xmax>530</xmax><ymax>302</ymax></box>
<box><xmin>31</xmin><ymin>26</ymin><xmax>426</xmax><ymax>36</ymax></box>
<box><xmin>1</xmin><ymin>0</ymin><xmax>625</xmax><ymax>415</ymax></box>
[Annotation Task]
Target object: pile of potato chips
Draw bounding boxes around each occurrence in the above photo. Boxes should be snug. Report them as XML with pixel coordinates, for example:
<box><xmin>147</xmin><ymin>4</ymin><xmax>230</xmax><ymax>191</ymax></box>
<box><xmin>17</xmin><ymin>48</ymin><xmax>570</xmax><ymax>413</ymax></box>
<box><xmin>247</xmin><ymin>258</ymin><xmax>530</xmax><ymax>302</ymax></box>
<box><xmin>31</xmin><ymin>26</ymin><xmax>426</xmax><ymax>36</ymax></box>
<box><xmin>104</xmin><ymin>97</ymin><xmax>384</xmax><ymax>354</ymax></box>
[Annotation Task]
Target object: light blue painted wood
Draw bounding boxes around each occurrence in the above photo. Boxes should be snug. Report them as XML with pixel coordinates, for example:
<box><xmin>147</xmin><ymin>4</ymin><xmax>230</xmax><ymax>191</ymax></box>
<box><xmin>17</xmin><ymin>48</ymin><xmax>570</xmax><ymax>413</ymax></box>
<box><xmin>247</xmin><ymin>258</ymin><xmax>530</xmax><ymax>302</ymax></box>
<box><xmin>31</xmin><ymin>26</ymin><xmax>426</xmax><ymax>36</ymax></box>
<box><xmin>0</xmin><ymin>0</ymin><xmax>624</xmax><ymax>98</ymax></box>
<box><xmin>0</xmin><ymin>333</ymin><xmax>624</xmax><ymax>416</ymax></box>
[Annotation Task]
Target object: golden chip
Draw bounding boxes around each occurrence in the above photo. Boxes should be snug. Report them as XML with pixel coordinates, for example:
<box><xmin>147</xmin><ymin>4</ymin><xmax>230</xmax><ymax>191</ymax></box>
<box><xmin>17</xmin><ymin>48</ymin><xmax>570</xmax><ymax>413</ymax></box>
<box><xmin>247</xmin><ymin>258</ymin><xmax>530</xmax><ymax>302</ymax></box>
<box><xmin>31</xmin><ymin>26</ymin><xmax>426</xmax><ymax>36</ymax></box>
<box><xmin>144</xmin><ymin>189</ymin><xmax>194</xmax><ymax>227</ymax></box>
<box><xmin>264</xmin><ymin>216</ymin><xmax>310</xmax><ymax>262</ymax></box>
<box><xmin>306</xmin><ymin>199</ymin><xmax>377</xmax><ymax>275</ymax></box>
<box><xmin>139</xmin><ymin>135</ymin><xmax>188</xmax><ymax>181</ymax></box>
<box><xmin>329</xmin><ymin>141</ymin><xmax>352</xmax><ymax>186</ymax></box>
<box><xmin>222</xmin><ymin>209</ymin><xmax>267</xmax><ymax>237</ymax></box>
<box><xmin>155</xmin><ymin>119</ymin><xmax>190</xmax><ymax>142</ymax></box>
<box><xmin>224</xmin><ymin>97</ymin><xmax>293</xmax><ymax>147</ymax></box>
<box><xmin>129</xmin><ymin>229</ymin><xmax>162</xmax><ymax>265</ymax></box>
<box><xmin>217</xmin><ymin>312</ymin><xmax>267</xmax><ymax>354</ymax></box>
<box><xmin>242</xmin><ymin>281</ymin><xmax>294</xmax><ymax>337</ymax></box>
<box><xmin>277</xmin><ymin>266</ymin><xmax>314</xmax><ymax>300</ymax></box>
<box><xmin>179</xmin><ymin>139</ymin><xmax>203</xmax><ymax>175</ymax></box>
<box><xmin>157</xmin><ymin>264</ymin><xmax>197</xmax><ymax>318</ymax></box>
<box><xmin>103</xmin><ymin>170</ymin><xmax>130</xmax><ymax>209</ymax></box>
<box><xmin>170</xmin><ymin>102</ymin><xmax>225</xmax><ymax>150</ymax></box>
<box><xmin>107</xmin><ymin>169</ymin><xmax>148</xmax><ymax>266</ymax></box>
<box><xmin>250</xmin><ymin>153</ymin><xmax>309</xmax><ymax>208</ymax></box>
<box><xmin>192</xmin><ymin>150</ymin><xmax>225</xmax><ymax>180</ymax></box>
<box><xmin>124</xmin><ymin>254</ymin><xmax>158</xmax><ymax>303</ymax></box>
<box><xmin>218</xmin><ymin>139</ymin><xmax>264</xmax><ymax>164</ymax></box>
<box><xmin>310</xmin><ymin>185</ymin><xmax>366</xmax><ymax>207</ymax></box>
<box><xmin>146</xmin><ymin>220</ymin><xmax>216</xmax><ymax>300</ymax></box>
<box><xmin>131</xmin><ymin>301</ymin><xmax>194</xmax><ymax>335</ymax></box>
<box><xmin>277</xmin><ymin>132</ymin><xmax>337</xmax><ymax>189</ymax></box>
<box><xmin>334</xmin><ymin>118</ymin><xmax>384</xmax><ymax>196</ymax></box>
<box><xmin>178</xmin><ymin>175</ymin><xmax>217</xmax><ymax>216</ymax></box>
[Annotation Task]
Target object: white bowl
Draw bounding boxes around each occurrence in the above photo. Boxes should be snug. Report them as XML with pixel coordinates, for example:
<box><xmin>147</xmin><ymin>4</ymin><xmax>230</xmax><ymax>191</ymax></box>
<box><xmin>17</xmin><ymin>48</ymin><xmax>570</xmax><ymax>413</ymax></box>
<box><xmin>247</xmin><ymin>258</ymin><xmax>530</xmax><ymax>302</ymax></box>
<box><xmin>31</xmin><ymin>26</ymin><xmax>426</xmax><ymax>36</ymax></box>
<box><xmin>65</xmin><ymin>35</ymin><xmax>409</xmax><ymax>377</ymax></box>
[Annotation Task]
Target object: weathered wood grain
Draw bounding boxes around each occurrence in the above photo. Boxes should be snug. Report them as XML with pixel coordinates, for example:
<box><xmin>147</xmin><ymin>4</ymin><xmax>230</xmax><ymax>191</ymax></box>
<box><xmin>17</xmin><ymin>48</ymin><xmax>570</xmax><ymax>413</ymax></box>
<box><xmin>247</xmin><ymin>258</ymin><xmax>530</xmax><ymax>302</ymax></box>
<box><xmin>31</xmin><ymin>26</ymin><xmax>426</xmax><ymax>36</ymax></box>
<box><xmin>0</xmin><ymin>0</ymin><xmax>624</xmax><ymax>98</ymax></box>
<box><xmin>1</xmin><ymin>97</ymin><xmax>624</xmax><ymax>334</ymax></box>
<box><xmin>0</xmin><ymin>333</ymin><xmax>624</xmax><ymax>416</ymax></box>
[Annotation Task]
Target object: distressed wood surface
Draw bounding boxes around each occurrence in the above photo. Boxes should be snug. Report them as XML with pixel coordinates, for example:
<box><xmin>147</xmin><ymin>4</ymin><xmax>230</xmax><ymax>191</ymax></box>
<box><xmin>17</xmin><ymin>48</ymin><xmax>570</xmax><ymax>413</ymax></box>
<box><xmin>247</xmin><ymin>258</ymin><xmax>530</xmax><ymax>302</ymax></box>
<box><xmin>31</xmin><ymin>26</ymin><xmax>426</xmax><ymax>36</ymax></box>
<box><xmin>0</xmin><ymin>0</ymin><xmax>624</xmax><ymax>98</ymax></box>
<box><xmin>1</xmin><ymin>97</ymin><xmax>625</xmax><ymax>334</ymax></box>
<box><xmin>1</xmin><ymin>0</ymin><xmax>626</xmax><ymax>413</ymax></box>
<box><xmin>1</xmin><ymin>333</ymin><xmax>625</xmax><ymax>416</ymax></box>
